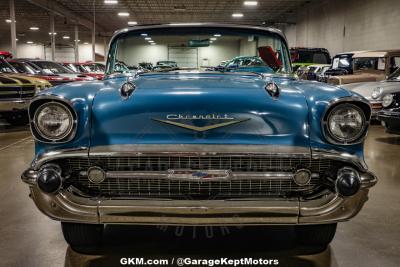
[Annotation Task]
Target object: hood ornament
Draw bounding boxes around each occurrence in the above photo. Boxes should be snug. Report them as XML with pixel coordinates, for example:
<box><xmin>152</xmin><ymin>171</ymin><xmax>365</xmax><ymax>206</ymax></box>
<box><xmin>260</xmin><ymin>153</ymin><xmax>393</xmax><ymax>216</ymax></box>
<box><xmin>265</xmin><ymin>82</ymin><xmax>280</xmax><ymax>99</ymax></box>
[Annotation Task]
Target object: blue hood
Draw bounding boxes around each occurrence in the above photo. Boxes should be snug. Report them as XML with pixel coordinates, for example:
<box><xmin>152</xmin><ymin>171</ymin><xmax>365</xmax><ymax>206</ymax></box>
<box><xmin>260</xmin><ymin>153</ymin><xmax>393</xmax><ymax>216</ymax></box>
<box><xmin>90</xmin><ymin>73</ymin><xmax>312</xmax><ymax>148</ymax></box>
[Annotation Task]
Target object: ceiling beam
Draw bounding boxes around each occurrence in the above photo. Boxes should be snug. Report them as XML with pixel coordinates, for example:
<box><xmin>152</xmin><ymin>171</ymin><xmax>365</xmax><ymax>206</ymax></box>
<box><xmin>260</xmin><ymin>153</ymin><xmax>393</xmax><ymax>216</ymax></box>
<box><xmin>25</xmin><ymin>0</ymin><xmax>105</xmax><ymax>32</ymax></box>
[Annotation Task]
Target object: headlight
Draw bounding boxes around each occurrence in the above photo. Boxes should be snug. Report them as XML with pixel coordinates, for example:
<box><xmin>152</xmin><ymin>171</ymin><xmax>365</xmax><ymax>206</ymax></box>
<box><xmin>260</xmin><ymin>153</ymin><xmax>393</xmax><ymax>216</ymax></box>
<box><xmin>325</xmin><ymin>104</ymin><xmax>367</xmax><ymax>144</ymax></box>
<box><xmin>382</xmin><ymin>94</ymin><xmax>393</xmax><ymax>108</ymax></box>
<box><xmin>33</xmin><ymin>102</ymin><xmax>75</xmax><ymax>141</ymax></box>
<box><xmin>371</xmin><ymin>87</ymin><xmax>382</xmax><ymax>99</ymax></box>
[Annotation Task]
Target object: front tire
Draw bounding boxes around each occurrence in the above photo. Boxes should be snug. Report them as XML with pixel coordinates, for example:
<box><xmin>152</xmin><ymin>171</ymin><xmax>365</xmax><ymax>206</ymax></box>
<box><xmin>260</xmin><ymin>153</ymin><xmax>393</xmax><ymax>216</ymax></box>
<box><xmin>295</xmin><ymin>223</ymin><xmax>337</xmax><ymax>247</ymax></box>
<box><xmin>61</xmin><ymin>222</ymin><xmax>104</xmax><ymax>254</ymax></box>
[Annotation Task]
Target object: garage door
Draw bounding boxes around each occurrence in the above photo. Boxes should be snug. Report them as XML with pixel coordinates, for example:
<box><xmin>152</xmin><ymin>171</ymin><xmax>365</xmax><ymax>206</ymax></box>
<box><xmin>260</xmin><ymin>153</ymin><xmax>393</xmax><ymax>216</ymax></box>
<box><xmin>168</xmin><ymin>47</ymin><xmax>198</xmax><ymax>68</ymax></box>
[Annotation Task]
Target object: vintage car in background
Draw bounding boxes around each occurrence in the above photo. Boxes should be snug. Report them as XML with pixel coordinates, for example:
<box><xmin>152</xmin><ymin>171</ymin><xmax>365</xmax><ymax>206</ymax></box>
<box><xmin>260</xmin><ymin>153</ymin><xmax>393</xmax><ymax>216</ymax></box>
<box><xmin>155</xmin><ymin>60</ymin><xmax>178</xmax><ymax>70</ymax></box>
<box><xmin>342</xmin><ymin>68</ymin><xmax>400</xmax><ymax>118</ymax></box>
<box><xmin>378</xmin><ymin>89</ymin><xmax>400</xmax><ymax>134</ymax></box>
<box><xmin>290</xmin><ymin>47</ymin><xmax>331</xmax><ymax>71</ymax></box>
<box><xmin>320</xmin><ymin>51</ymin><xmax>366</xmax><ymax>83</ymax></box>
<box><xmin>328</xmin><ymin>50</ymin><xmax>400</xmax><ymax>85</ymax></box>
<box><xmin>21</xmin><ymin>24</ymin><xmax>377</xmax><ymax>253</ymax></box>
<box><xmin>0</xmin><ymin>51</ymin><xmax>13</xmax><ymax>59</ymax></box>
<box><xmin>0</xmin><ymin>63</ymin><xmax>51</xmax><ymax>125</ymax></box>
<box><xmin>62</xmin><ymin>62</ymin><xmax>105</xmax><ymax>80</ymax></box>
<box><xmin>9</xmin><ymin>59</ymin><xmax>94</xmax><ymax>85</ymax></box>
<box><xmin>296</xmin><ymin>64</ymin><xmax>330</xmax><ymax>80</ymax></box>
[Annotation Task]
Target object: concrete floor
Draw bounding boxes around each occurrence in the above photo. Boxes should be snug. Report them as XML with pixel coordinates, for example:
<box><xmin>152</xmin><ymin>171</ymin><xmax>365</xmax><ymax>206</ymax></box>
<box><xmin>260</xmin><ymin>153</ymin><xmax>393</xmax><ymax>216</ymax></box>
<box><xmin>0</xmin><ymin>123</ymin><xmax>399</xmax><ymax>267</ymax></box>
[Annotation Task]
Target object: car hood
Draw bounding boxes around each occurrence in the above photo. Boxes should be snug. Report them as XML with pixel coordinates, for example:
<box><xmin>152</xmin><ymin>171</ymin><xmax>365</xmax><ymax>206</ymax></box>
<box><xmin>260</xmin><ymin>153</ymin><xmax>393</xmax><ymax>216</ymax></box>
<box><xmin>90</xmin><ymin>73</ymin><xmax>313</xmax><ymax>149</ymax></box>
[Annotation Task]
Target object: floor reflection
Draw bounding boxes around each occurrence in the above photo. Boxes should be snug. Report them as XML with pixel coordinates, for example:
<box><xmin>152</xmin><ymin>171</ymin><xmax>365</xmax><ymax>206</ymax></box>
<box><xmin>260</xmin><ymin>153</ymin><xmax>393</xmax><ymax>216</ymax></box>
<box><xmin>64</xmin><ymin>226</ymin><xmax>336</xmax><ymax>267</ymax></box>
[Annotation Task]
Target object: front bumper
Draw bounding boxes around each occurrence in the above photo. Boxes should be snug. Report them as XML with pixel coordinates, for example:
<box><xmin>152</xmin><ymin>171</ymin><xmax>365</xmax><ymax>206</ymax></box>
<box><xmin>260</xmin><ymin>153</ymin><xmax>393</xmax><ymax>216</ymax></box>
<box><xmin>0</xmin><ymin>99</ymin><xmax>29</xmax><ymax>112</ymax></box>
<box><xmin>22</xmin><ymin>169</ymin><xmax>377</xmax><ymax>226</ymax></box>
<box><xmin>378</xmin><ymin>111</ymin><xmax>400</xmax><ymax>133</ymax></box>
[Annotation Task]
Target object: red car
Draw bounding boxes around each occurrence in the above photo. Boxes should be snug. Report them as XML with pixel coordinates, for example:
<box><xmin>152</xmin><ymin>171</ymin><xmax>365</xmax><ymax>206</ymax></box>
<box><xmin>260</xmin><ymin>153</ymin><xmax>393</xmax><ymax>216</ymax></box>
<box><xmin>63</xmin><ymin>62</ymin><xmax>105</xmax><ymax>80</ymax></box>
<box><xmin>0</xmin><ymin>51</ymin><xmax>13</xmax><ymax>59</ymax></box>
<box><xmin>9</xmin><ymin>59</ymin><xmax>95</xmax><ymax>86</ymax></box>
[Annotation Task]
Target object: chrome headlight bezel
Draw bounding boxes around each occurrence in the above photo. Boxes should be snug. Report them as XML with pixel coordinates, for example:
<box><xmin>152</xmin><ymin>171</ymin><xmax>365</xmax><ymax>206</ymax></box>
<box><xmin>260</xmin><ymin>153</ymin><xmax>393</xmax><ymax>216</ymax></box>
<box><xmin>322</xmin><ymin>102</ymin><xmax>369</xmax><ymax>145</ymax></box>
<box><xmin>382</xmin><ymin>94</ymin><xmax>393</xmax><ymax>108</ymax></box>
<box><xmin>30</xmin><ymin>100</ymin><xmax>77</xmax><ymax>143</ymax></box>
<box><xmin>371</xmin><ymin>87</ymin><xmax>382</xmax><ymax>99</ymax></box>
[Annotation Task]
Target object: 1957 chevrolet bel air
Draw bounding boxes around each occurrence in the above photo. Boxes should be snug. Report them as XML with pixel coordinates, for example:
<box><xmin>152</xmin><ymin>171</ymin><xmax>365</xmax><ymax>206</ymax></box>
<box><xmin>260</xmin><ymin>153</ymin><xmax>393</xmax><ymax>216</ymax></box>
<box><xmin>21</xmin><ymin>24</ymin><xmax>377</xmax><ymax>253</ymax></box>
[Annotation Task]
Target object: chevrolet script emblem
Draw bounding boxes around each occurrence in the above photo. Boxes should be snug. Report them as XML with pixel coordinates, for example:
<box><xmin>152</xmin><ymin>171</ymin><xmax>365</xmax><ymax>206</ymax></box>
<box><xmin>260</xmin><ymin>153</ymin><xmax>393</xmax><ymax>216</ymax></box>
<box><xmin>153</xmin><ymin>114</ymin><xmax>250</xmax><ymax>132</ymax></box>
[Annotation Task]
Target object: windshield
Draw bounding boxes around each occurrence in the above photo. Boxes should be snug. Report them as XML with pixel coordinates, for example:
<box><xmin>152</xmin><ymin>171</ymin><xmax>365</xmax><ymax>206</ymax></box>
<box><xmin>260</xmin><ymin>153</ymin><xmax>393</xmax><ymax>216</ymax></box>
<box><xmin>33</xmin><ymin>61</ymin><xmax>73</xmax><ymax>74</ymax></box>
<box><xmin>108</xmin><ymin>26</ymin><xmax>291</xmax><ymax>75</ymax></box>
<box><xmin>354</xmin><ymin>57</ymin><xmax>385</xmax><ymax>72</ymax></box>
<box><xmin>0</xmin><ymin>60</ymin><xmax>17</xmax><ymax>73</ymax></box>
<box><xmin>388</xmin><ymin>68</ymin><xmax>400</xmax><ymax>81</ymax></box>
<box><xmin>9</xmin><ymin>61</ymin><xmax>36</xmax><ymax>74</ymax></box>
<box><xmin>332</xmin><ymin>54</ymin><xmax>352</xmax><ymax>69</ymax></box>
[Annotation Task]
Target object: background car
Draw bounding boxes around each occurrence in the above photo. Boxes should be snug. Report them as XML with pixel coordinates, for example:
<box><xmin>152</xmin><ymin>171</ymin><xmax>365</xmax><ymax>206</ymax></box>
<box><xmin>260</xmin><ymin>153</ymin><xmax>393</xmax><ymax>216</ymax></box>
<box><xmin>328</xmin><ymin>50</ymin><xmax>400</xmax><ymax>85</ymax></box>
<box><xmin>297</xmin><ymin>64</ymin><xmax>331</xmax><ymax>80</ymax></box>
<box><xmin>62</xmin><ymin>62</ymin><xmax>105</xmax><ymax>80</ymax></box>
<box><xmin>290</xmin><ymin>47</ymin><xmax>331</xmax><ymax>71</ymax></box>
<box><xmin>378</xmin><ymin>89</ymin><xmax>400</xmax><ymax>134</ymax></box>
<box><xmin>342</xmin><ymin>68</ymin><xmax>400</xmax><ymax>118</ymax></box>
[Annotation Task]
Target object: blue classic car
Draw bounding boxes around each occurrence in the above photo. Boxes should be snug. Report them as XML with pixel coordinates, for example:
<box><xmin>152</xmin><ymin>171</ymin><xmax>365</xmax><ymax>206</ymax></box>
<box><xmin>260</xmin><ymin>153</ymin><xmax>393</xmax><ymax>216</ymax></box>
<box><xmin>21</xmin><ymin>24</ymin><xmax>377</xmax><ymax>253</ymax></box>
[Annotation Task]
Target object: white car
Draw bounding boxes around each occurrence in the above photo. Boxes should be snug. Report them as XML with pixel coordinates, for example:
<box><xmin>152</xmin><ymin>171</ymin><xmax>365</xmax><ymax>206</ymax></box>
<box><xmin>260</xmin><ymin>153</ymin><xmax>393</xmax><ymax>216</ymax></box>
<box><xmin>341</xmin><ymin>68</ymin><xmax>400</xmax><ymax>117</ymax></box>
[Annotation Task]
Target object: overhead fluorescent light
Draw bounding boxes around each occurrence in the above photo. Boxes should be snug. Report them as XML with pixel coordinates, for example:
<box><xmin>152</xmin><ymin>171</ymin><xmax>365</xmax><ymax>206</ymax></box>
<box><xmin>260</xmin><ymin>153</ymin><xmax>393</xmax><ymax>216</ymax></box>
<box><xmin>148</xmin><ymin>40</ymin><xmax>154</xmax><ymax>43</ymax></box>
<box><xmin>210</xmin><ymin>37</ymin><xmax>217</xmax><ymax>41</ymax></box>
<box><xmin>30</xmin><ymin>26</ymin><xmax>39</xmax><ymax>30</ymax></box>
<box><xmin>63</xmin><ymin>36</ymin><xmax>70</xmax><ymax>39</ymax></box>
<box><xmin>128</xmin><ymin>21</ymin><xmax>137</xmax><ymax>25</ymax></box>
<box><xmin>16</xmin><ymin>39</ymin><xmax>18</xmax><ymax>41</ymax></box>
<box><xmin>232</xmin><ymin>13</ymin><xmax>244</xmax><ymax>18</ymax></box>
<box><xmin>144</xmin><ymin>37</ymin><xmax>151</xmax><ymax>40</ymax></box>
<box><xmin>140</xmin><ymin>33</ymin><xmax>148</xmax><ymax>36</ymax></box>
<box><xmin>214</xmin><ymin>34</ymin><xmax>221</xmax><ymax>37</ymax></box>
<box><xmin>118</xmin><ymin>12</ymin><xmax>130</xmax><ymax>17</ymax></box>
<box><xmin>48</xmin><ymin>32</ymin><xmax>57</xmax><ymax>35</ymax></box>
<box><xmin>26</xmin><ymin>41</ymin><xmax>33</xmax><ymax>44</ymax></box>
<box><xmin>5</xmin><ymin>19</ymin><xmax>12</xmax><ymax>23</ymax></box>
<box><xmin>244</xmin><ymin>1</ymin><xmax>258</xmax><ymax>6</ymax></box>
<box><xmin>104</xmin><ymin>0</ymin><xmax>118</xmax><ymax>4</ymax></box>
<box><xmin>83</xmin><ymin>42</ymin><xmax>89</xmax><ymax>45</ymax></box>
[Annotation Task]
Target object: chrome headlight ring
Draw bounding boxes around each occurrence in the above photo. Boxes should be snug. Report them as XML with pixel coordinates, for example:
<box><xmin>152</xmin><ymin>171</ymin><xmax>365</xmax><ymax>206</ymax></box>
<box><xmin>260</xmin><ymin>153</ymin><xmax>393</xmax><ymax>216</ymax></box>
<box><xmin>322</xmin><ymin>102</ymin><xmax>369</xmax><ymax>145</ymax></box>
<box><xmin>382</xmin><ymin>94</ymin><xmax>394</xmax><ymax>108</ymax></box>
<box><xmin>30</xmin><ymin>99</ymin><xmax>77</xmax><ymax>143</ymax></box>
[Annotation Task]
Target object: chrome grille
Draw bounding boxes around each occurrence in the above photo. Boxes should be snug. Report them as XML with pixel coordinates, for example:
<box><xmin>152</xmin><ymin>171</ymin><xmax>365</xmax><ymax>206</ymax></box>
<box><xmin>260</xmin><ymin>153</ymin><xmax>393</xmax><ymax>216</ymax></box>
<box><xmin>55</xmin><ymin>156</ymin><xmax>334</xmax><ymax>199</ymax></box>
<box><xmin>0</xmin><ymin>86</ymin><xmax>35</xmax><ymax>100</ymax></box>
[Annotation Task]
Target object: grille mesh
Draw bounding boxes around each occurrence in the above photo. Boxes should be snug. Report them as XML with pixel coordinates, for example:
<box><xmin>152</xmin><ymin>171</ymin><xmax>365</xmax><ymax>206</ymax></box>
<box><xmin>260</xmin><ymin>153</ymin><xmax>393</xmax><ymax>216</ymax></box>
<box><xmin>55</xmin><ymin>156</ymin><xmax>334</xmax><ymax>199</ymax></box>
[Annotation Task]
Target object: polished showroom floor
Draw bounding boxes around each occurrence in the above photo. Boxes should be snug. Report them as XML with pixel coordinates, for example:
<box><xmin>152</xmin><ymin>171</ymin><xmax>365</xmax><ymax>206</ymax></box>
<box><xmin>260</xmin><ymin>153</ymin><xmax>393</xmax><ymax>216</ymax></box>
<box><xmin>0</xmin><ymin>123</ymin><xmax>399</xmax><ymax>267</ymax></box>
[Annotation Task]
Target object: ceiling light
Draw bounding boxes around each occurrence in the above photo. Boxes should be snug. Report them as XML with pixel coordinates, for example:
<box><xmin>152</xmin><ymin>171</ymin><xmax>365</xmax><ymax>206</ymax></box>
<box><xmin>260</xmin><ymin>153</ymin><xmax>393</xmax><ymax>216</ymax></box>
<box><xmin>128</xmin><ymin>21</ymin><xmax>137</xmax><ymax>25</ymax></box>
<box><xmin>244</xmin><ymin>1</ymin><xmax>258</xmax><ymax>6</ymax></box>
<box><xmin>83</xmin><ymin>42</ymin><xmax>89</xmax><ymax>45</ymax></box>
<box><xmin>118</xmin><ymin>12</ymin><xmax>130</xmax><ymax>17</ymax></box>
<box><xmin>232</xmin><ymin>13</ymin><xmax>244</xmax><ymax>18</ymax></box>
<box><xmin>214</xmin><ymin>34</ymin><xmax>221</xmax><ymax>37</ymax></box>
<box><xmin>5</xmin><ymin>19</ymin><xmax>13</xmax><ymax>23</ymax></box>
<box><xmin>16</xmin><ymin>39</ymin><xmax>18</xmax><ymax>41</ymax></box>
<box><xmin>144</xmin><ymin>37</ymin><xmax>151</xmax><ymax>40</ymax></box>
<box><xmin>140</xmin><ymin>33</ymin><xmax>148</xmax><ymax>36</ymax></box>
<box><xmin>148</xmin><ymin>40</ymin><xmax>154</xmax><ymax>43</ymax></box>
<box><xmin>63</xmin><ymin>36</ymin><xmax>70</xmax><ymax>39</ymax></box>
<box><xmin>209</xmin><ymin>41</ymin><xmax>213</xmax><ymax>43</ymax></box>
<box><xmin>210</xmin><ymin>37</ymin><xmax>217</xmax><ymax>41</ymax></box>
<box><xmin>104</xmin><ymin>0</ymin><xmax>118</xmax><ymax>4</ymax></box>
<box><xmin>30</xmin><ymin>26</ymin><xmax>39</xmax><ymax>31</ymax></box>
<box><xmin>74</xmin><ymin>39</ymin><xmax>81</xmax><ymax>42</ymax></box>
<box><xmin>27</xmin><ymin>41</ymin><xmax>33</xmax><ymax>44</ymax></box>
<box><xmin>48</xmin><ymin>32</ymin><xmax>57</xmax><ymax>35</ymax></box>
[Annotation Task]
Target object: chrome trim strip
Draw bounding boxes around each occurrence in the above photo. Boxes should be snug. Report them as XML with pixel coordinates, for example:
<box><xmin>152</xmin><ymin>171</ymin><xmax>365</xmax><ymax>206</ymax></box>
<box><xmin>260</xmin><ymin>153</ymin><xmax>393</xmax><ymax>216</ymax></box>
<box><xmin>31</xmin><ymin>147</ymin><xmax>88</xmax><ymax>170</ymax></box>
<box><xmin>311</xmin><ymin>148</ymin><xmax>368</xmax><ymax>171</ymax></box>
<box><xmin>89</xmin><ymin>144</ymin><xmax>311</xmax><ymax>156</ymax></box>
<box><xmin>79</xmin><ymin>170</ymin><xmax>298</xmax><ymax>181</ymax></box>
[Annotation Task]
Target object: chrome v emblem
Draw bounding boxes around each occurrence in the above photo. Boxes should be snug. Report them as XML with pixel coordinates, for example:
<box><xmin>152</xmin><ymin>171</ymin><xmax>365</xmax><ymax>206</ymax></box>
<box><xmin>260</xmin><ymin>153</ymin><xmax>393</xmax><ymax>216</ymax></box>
<box><xmin>153</xmin><ymin>118</ymin><xmax>250</xmax><ymax>132</ymax></box>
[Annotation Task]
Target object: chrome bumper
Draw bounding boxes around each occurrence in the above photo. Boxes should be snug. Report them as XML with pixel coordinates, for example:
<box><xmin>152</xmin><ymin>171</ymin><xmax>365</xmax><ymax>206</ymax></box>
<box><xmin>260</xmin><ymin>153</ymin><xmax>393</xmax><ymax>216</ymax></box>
<box><xmin>22</xmin><ymin>146</ymin><xmax>377</xmax><ymax>225</ymax></box>
<box><xmin>23</xmin><ymin>171</ymin><xmax>376</xmax><ymax>225</ymax></box>
<box><xmin>0</xmin><ymin>99</ymin><xmax>29</xmax><ymax>112</ymax></box>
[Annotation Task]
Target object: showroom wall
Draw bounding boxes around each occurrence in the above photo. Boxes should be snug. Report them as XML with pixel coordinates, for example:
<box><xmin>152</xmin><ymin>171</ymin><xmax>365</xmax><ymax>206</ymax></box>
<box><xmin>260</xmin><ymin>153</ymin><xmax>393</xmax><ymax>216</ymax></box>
<box><xmin>286</xmin><ymin>0</ymin><xmax>400</xmax><ymax>55</ymax></box>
